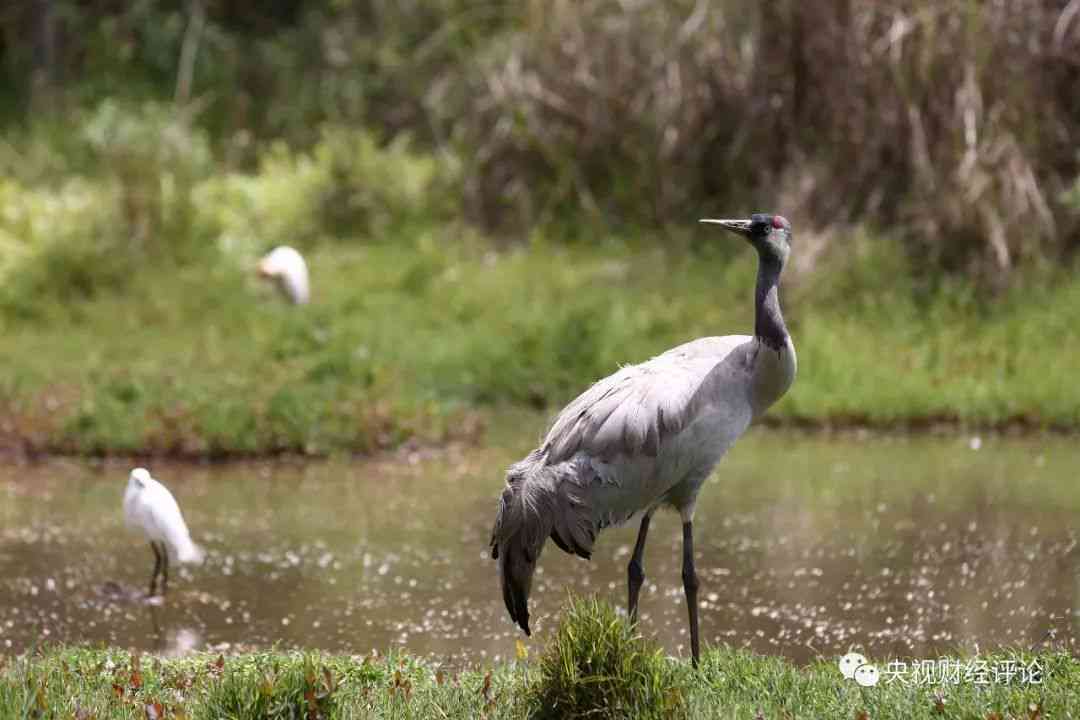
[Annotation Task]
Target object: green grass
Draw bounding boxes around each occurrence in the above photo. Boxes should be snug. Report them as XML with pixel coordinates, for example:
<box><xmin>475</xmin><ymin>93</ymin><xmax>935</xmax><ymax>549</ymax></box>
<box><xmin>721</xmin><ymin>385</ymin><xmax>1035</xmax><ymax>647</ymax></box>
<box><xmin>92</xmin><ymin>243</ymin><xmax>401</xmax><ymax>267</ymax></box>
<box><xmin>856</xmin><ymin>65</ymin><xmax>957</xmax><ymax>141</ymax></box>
<box><xmin>2</xmin><ymin>598</ymin><xmax>1076</xmax><ymax>719</ymax></box>
<box><xmin>2</xmin><ymin>231</ymin><xmax>1079</xmax><ymax>457</ymax></box>
<box><xmin>529</xmin><ymin>596</ymin><xmax>685</xmax><ymax>718</ymax></box>
<box><xmin>1</xmin><ymin>108</ymin><xmax>1075</xmax><ymax>458</ymax></box>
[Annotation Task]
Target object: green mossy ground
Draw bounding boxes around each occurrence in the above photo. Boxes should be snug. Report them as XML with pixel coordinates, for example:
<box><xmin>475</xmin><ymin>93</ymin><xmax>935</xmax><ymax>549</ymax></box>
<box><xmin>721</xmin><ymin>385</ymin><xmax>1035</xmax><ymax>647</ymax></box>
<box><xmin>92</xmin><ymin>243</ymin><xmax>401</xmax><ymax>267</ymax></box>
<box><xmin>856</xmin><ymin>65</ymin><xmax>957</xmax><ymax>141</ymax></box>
<box><xmin>2</xmin><ymin>599</ymin><xmax>1074</xmax><ymax>719</ymax></box>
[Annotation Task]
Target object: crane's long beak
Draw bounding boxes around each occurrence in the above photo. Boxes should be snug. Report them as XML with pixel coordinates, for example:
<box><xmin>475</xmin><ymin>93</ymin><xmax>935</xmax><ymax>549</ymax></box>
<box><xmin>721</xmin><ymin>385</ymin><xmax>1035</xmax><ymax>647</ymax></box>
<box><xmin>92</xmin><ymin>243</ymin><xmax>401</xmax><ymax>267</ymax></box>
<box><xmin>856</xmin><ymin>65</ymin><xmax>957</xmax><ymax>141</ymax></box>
<box><xmin>699</xmin><ymin>218</ymin><xmax>753</xmax><ymax>237</ymax></box>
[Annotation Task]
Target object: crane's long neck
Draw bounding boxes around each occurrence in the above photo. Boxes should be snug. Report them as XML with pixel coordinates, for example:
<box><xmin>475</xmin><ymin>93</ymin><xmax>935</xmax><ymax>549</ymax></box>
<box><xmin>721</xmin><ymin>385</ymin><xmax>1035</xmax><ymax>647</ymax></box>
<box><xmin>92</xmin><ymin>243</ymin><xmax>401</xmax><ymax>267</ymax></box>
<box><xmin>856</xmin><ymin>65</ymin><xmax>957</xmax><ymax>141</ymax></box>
<box><xmin>754</xmin><ymin>255</ymin><xmax>788</xmax><ymax>351</ymax></box>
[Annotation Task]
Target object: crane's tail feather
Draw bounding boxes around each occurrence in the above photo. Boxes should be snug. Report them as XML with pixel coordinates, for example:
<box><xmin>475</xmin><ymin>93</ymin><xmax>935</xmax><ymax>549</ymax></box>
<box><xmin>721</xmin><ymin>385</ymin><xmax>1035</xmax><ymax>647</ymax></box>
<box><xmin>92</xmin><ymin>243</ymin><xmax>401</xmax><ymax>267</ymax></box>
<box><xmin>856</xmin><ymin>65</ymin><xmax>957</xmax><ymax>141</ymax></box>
<box><xmin>496</xmin><ymin>517</ymin><xmax>541</xmax><ymax>635</ymax></box>
<box><xmin>490</xmin><ymin>453</ymin><xmax>596</xmax><ymax>635</ymax></box>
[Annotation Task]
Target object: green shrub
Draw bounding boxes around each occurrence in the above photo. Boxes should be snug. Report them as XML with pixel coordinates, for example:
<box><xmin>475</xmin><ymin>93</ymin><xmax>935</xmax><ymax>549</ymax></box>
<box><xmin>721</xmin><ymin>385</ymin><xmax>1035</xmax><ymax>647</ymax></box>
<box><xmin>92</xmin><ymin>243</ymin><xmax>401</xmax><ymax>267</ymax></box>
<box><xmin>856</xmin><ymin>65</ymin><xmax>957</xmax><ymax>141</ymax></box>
<box><xmin>196</xmin><ymin>126</ymin><xmax>457</xmax><ymax>259</ymax></box>
<box><xmin>80</xmin><ymin>100</ymin><xmax>214</xmax><ymax>262</ymax></box>
<box><xmin>0</xmin><ymin>101</ymin><xmax>217</xmax><ymax>317</ymax></box>
<box><xmin>0</xmin><ymin>176</ymin><xmax>129</xmax><ymax>317</ymax></box>
<box><xmin>0</xmin><ymin>111</ymin><xmax>458</xmax><ymax>323</ymax></box>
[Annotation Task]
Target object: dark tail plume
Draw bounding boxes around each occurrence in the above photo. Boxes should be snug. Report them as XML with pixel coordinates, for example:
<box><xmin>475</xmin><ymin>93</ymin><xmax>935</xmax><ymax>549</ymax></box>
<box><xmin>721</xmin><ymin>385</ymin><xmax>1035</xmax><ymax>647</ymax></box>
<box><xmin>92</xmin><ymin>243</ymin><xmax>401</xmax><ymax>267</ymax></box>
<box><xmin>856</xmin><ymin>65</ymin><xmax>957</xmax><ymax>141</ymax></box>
<box><xmin>489</xmin><ymin>451</ymin><xmax>595</xmax><ymax>635</ymax></box>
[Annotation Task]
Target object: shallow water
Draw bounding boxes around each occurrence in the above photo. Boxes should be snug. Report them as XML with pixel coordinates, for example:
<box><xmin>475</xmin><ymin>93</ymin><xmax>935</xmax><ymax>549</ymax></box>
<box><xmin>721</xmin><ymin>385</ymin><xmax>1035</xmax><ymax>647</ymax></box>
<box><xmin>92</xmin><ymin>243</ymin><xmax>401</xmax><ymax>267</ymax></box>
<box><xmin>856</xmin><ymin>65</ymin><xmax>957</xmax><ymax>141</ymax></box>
<box><xmin>1</xmin><ymin>431</ymin><xmax>1077</xmax><ymax>663</ymax></box>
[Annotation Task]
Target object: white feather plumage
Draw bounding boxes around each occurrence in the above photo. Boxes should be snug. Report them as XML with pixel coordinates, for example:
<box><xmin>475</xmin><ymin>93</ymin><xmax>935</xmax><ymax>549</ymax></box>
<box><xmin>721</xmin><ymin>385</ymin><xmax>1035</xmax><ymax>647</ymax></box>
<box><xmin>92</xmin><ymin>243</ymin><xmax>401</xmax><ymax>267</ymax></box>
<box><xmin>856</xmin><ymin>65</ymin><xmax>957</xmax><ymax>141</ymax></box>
<box><xmin>123</xmin><ymin>468</ymin><xmax>204</xmax><ymax>565</ymax></box>
<box><xmin>257</xmin><ymin>246</ymin><xmax>310</xmax><ymax>304</ymax></box>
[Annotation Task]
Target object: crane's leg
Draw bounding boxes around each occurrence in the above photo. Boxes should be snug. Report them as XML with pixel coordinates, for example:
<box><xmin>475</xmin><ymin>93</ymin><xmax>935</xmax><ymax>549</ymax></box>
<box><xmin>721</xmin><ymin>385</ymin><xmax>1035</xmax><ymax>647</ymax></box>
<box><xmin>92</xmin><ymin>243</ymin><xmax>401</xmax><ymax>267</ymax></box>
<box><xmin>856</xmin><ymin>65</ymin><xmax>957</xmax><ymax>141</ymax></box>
<box><xmin>148</xmin><ymin>542</ymin><xmax>163</xmax><ymax>597</ymax></box>
<box><xmin>627</xmin><ymin>513</ymin><xmax>652</xmax><ymax>624</ymax></box>
<box><xmin>681</xmin><ymin>520</ymin><xmax>700</xmax><ymax>667</ymax></box>
<box><xmin>159</xmin><ymin>543</ymin><xmax>170</xmax><ymax>596</ymax></box>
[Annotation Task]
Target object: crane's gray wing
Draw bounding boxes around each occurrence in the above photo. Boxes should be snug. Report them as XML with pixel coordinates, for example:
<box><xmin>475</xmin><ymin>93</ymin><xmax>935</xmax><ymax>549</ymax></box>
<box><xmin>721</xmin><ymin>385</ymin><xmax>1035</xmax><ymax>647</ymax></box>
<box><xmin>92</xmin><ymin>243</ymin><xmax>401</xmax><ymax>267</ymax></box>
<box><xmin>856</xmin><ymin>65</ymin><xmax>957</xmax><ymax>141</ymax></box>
<box><xmin>542</xmin><ymin>336</ymin><xmax>753</xmax><ymax>463</ymax></box>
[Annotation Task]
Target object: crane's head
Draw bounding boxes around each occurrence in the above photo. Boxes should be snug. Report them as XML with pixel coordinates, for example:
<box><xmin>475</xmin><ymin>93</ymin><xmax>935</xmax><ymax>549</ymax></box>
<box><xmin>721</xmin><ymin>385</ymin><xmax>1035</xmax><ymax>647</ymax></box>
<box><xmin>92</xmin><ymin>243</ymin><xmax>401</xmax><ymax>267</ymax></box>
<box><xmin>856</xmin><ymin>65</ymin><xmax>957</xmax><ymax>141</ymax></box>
<box><xmin>699</xmin><ymin>214</ymin><xmax>791</xmax><ymax>267</ymax></box>
<box><xmin>129</xmin><ymin>467</ymin><xmax>152</xmax><ymax>489</ymax></box>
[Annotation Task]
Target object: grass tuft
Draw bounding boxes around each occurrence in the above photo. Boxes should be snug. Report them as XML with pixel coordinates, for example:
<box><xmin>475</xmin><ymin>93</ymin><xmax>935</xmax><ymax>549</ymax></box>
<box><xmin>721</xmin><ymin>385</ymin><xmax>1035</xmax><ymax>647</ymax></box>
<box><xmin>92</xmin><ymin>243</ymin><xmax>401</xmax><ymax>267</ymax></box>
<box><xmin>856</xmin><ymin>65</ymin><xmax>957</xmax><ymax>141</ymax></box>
<box><xmin>201</xmin><ymin>653</ymin><xmax>339</xmax><ymax>719</ymax></box>
<box><xmin>528</xmin><ymin>595</ymin><xmax>687</xmax><ymax>719</ymax></box>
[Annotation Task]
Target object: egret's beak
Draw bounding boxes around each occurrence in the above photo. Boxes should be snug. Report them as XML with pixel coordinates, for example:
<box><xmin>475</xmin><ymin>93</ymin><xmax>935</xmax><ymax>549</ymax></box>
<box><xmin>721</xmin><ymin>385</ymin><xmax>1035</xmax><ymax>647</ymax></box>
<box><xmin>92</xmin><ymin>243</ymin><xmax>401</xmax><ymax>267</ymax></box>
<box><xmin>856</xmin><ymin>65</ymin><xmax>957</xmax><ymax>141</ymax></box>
<box><xmin>257</xmin><ymin>261</ymin><xmax>271</xmax><ymax>278</ymax></box>
<box><xmin>700</xmin><ymin>218</ymin><xmax>753</xmax><ymax>238</ymax></box>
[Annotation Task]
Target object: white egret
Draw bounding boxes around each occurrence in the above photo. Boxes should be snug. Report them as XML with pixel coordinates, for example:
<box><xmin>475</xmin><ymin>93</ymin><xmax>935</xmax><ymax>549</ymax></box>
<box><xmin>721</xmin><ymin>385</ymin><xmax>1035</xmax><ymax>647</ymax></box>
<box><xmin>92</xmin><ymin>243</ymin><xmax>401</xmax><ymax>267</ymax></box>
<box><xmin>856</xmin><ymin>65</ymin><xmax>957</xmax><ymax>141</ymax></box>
<box><xmin>123</xmin><ymin>468</ymin><xmax>204</xmax><ymax>597</ymax></box>
<box><xmin>257</xmin><ymin>245</ymin><xmax>310</xmax><ymax>304</ymax></box>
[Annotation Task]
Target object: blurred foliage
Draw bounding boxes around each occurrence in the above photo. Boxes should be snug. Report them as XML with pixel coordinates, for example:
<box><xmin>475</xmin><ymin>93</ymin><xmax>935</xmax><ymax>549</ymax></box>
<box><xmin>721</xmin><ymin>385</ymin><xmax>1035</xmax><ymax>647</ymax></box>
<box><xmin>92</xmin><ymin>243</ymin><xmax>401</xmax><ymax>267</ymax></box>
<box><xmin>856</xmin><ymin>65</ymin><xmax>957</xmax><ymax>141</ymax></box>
<box><xmin>0</xmin><ymin>103</ymin><xmax>454</xmax><ymax>316</ymax></box>
<box><xmin>198</xmin><ymin>126</ymin><xmax>457</xmax><ymax>258</ymax></box>
<box><xmin>2</xmin><ymin>1</ymin><xmax>1080</xmax><ymax>454</ymax></box>
<box><xmin>3</xmin><ymin>0</ymin><xmax>1079</xmax><ymax>281</ymax></box>
<box><xmin>0</xmin><ymin>101</ymin><xmax>213</xmax><ymax>312</ymax></box>
<box><xmin>457</xmin><ymin>0</ymin><xmax>1080</xmax><ymax>280</ymax></box>
<box><xmin>0</xmin><ymin>0</ymin><xmax>507</xmax><ymax>150</ymax></box>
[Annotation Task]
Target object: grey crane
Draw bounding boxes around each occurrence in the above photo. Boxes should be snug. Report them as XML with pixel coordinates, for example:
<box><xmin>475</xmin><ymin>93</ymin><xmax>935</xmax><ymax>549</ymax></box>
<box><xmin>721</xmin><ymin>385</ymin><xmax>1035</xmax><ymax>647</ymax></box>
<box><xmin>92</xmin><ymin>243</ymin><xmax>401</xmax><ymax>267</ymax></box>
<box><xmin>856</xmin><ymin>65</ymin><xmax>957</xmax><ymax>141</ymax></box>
<box><xmin>489</xmin><ymin>213</ymin><xmax>796</xmax><ymax>666</ymax></box>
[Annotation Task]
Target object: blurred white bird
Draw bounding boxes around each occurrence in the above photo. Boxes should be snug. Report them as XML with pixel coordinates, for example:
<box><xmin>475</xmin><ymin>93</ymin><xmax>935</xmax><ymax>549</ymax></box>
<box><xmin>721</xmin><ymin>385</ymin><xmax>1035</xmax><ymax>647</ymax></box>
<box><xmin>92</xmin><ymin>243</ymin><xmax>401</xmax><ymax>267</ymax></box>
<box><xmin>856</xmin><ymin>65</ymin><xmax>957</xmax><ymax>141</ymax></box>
<box><xmin>123</xmin><ymin>468</ymin><xmax>204</xmax><ymax>598</ymax></box>
<box><xmin>257</xmin><ymin>245</ymin><xmax>310</xmax><ymax>304</ymax></box>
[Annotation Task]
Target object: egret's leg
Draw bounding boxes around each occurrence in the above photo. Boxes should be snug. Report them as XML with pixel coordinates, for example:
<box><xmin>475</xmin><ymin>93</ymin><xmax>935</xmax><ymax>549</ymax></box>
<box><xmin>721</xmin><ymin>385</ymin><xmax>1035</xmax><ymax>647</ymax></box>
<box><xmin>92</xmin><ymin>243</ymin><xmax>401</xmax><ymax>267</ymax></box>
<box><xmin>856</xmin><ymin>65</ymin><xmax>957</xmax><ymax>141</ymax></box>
<box><xmin>159</xmin><ymin>543</ymin><xmax>170</xmax><ymax>596</ymax></box>
<box><xmin>147</xmin><ymin>603</ymin><xmax>163</xmax><ymax>638</ymax></box>
<box><xmin>627</xmin><ymin>513</ymin><xmax>652</xmax><ymax>624</ymax></box>
<box><xmin>681</xmin><ymin>521</ymin><xmax>700</xmax><ymax>667</ymax></box>
<box><xmin>148</xmin><ymin>542</ymin><xmax>163</xmax><ymax>597</ymax></box>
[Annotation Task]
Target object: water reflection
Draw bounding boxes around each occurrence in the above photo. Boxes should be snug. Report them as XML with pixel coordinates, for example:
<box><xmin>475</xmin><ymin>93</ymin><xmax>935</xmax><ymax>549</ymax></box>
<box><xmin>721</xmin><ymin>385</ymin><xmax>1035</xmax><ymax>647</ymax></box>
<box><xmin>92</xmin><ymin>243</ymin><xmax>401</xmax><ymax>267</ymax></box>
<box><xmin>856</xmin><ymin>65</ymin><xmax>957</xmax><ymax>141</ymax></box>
<box><xmin>146</xmin><ymin>605</ymin><xmax>202</xmax><ymax>657</ymax></box>
<box><xmin>0</xmin><ymin>432</ymin><xmax>1076</xmax><ymax>662</ymax></box>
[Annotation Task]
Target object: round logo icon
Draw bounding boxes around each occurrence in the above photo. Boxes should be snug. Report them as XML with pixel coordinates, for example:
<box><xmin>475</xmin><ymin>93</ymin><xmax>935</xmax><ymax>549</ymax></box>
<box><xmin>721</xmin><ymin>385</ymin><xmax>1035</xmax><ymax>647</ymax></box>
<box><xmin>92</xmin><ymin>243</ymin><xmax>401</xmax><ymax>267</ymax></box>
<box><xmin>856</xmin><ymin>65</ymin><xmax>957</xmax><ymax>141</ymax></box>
<box><xmin>854</xmin><ymin>663</ymin><xmax>881</xmax><ymax>687</ymax></box>
<box><xmin>838</xmin><ymin>652</ymin><xmax>868</xmax><ymax>680</ymax></box>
